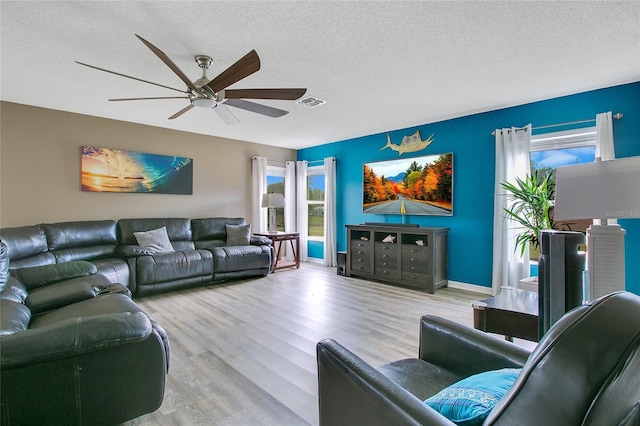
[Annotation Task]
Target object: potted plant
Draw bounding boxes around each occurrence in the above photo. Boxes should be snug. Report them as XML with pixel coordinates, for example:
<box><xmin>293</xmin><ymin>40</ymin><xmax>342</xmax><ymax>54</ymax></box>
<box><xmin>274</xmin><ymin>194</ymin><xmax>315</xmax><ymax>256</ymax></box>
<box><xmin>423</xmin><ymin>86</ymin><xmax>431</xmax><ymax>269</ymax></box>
<box><xmin>501</xmin><ymin>170</ymin><xmax>571</xmax><ymax>257</ymax></box>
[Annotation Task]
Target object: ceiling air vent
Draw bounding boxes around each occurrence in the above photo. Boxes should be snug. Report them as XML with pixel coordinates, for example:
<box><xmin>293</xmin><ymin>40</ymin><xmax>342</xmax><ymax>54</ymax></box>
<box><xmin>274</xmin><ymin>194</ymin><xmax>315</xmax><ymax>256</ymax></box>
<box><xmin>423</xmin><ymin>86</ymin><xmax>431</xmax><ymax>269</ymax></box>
<box><xmin>297</xmin><ymin>96</ymin><xmax>326</xmax><ymax>108</ymax></box>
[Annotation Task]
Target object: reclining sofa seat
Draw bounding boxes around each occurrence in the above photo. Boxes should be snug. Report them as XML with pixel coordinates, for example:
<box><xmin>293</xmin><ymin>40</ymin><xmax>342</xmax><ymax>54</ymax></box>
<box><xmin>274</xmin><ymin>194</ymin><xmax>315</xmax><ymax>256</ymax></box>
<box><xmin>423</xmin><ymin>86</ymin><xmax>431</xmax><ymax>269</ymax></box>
<box><xmin>317</xmin><ymin>291</ymin><xmax>640</xmax><ymax>425</ymax></box>
<box><xmin>0</xmin><ymin>220</ymin><xmax>130</xmax><ymax>285</ymax></box>
<box><xmin>117</xmin><ymin>218</ymin><xmax>214</xmax><ymax>296</ymax></box>
<box><xmin>0</xmin><ymin>241</ymin><xmax>170</xmax><ymax>425</ymax></box>
<box><xmin>191</xmin><ymin>217</ymin><xmax>272</xmax><ymax>282</ymax></box>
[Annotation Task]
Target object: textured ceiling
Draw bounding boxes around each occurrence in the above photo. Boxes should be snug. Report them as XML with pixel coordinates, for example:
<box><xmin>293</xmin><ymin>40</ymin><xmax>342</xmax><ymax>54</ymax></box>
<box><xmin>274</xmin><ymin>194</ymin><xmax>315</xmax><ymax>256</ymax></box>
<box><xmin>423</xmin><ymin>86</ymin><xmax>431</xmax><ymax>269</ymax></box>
<box><xmin>1</xmin><ymin>1</ymin><xmax>639</xmax><ymax>149</ymax></box>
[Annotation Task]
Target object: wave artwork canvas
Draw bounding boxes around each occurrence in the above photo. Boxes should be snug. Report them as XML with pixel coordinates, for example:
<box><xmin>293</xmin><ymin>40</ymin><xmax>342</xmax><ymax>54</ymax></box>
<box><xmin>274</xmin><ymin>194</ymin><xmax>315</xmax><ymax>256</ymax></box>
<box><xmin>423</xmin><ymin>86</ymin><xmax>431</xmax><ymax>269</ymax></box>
<box><xmin>81</xmin><ymin>146</ymin><xmax>193</xmax><ymax>194</ymax></box>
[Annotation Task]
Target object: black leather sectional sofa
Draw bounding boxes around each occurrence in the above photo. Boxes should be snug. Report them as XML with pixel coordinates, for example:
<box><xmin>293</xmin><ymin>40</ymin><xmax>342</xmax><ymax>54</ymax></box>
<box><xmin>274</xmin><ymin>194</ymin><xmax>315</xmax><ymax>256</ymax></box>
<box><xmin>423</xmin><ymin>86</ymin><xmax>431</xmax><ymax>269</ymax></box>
<box><xmin>0</xmin><ymin>241</ymin><xmax>171</xmax><ymax>425</ymax></box>
<box><xmin>0</xmin><ymin>217</ymin><xmax>271</xmax><ymax>424</ymax></box>
<box><xmin>0</xmin><ymin>217</ymin><xmax>273</xmax><ymax>297</ymax></box>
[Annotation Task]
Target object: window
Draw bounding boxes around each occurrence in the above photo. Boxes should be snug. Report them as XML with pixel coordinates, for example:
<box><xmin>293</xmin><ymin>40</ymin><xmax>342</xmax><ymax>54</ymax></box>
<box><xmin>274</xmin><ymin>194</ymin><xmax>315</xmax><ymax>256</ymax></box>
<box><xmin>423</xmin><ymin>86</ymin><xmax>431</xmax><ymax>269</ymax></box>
<box><xmin>307</xmin><ymin>166</ymin><xmax>325</xmax><ymax>239</ymax></box>
<box><xmin>528</xmin><ymin>127</ymin><xmax>596</xmax><ymax>260</ymax></box>
<box><xmin>266</xmin><ymin>165</ymin><xmax>285</xmax><ymax>232</ymax></box>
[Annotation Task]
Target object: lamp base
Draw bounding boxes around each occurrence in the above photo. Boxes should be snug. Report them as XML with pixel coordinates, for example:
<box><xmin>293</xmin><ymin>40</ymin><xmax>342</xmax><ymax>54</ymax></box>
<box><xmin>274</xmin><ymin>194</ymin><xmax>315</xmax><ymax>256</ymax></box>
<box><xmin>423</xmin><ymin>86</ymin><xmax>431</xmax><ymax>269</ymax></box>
<box><xmin>587</xmin><ymin>224</ymin><xmax>626</xmax><ymax>300</ymax></box>
<box><xmin>267</xmin><ymin>207</ymin><xmax>278</xmax><ymax>233</ymax></box>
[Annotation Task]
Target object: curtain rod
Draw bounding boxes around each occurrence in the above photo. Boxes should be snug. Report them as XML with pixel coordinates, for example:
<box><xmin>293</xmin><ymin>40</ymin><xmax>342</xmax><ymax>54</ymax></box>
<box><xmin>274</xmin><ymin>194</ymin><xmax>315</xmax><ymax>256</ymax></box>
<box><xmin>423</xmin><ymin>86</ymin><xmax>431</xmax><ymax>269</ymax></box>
<box><xmin>491</xmin><ymin>112</ymin><xmax>623</xmax><ymax>136</ymax></box>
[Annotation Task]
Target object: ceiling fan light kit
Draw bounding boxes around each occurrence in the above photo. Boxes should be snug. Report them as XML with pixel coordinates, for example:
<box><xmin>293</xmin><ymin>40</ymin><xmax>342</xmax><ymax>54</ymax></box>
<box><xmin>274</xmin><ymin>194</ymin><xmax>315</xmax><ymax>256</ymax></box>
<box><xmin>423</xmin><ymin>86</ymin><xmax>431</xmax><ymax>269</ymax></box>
<box><xmin>76</xmin><ymin>35</ymin><xmax>307</xmax><ymax>123</ymax></box>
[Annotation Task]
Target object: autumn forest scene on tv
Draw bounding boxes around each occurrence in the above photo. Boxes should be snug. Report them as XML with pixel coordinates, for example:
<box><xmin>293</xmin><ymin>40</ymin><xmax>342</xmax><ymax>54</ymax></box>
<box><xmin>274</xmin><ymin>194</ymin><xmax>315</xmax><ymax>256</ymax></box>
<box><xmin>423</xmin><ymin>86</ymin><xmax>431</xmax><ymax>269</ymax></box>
<box><xmin>363</xmin><ymin>153</ymin><xmax>453</xmax><ymax>216</ymax></box>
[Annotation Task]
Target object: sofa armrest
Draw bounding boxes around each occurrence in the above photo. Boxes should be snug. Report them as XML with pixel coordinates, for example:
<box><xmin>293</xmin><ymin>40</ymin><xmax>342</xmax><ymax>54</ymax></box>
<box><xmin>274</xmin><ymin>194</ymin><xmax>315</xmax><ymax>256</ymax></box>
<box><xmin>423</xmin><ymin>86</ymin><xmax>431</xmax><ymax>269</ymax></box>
<box><xmin>11</xmin><ymin>261</ymin><xmax>97</xmax><ymax>290</ymax></box>
<box><xmin>0</xmin><ymin>311</ymin><xmax>152</xmax><ymax>370</ymax></box>
<box><xmin>419</xmin><ymin>315</ymin><xmax>530</xmax><ymax>377</ymax></box>
<box><xmin>118</xmin><ymin>244</ymin><xmax>152</xmax><ymax>257</ymax></box>
<box><xmin>250</xmin><ymin>236</ymin><xmax>272</xmax><ymax>246</ymax></box>
<box><xmin>317</xmin><ymin>338</ymin><xmax>454</xmax><ymax>426</ymax></box>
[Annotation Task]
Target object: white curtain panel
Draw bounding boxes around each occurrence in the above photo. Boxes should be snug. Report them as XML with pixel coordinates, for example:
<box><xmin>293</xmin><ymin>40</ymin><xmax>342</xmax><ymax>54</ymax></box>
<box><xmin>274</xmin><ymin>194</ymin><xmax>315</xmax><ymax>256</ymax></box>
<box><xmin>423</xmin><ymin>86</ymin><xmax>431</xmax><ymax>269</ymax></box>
<box><xmin>323</xmin><ymin>157</ymin><xmax>337</xmax><ymax>267</ymax></box>
<box><xmin>296</xmin><ymin>160</ymin><xmax>308</xmax><ymax>262</ymax></box>
<box><xmin>251</xmin><ymin>156</ymin><xmax>268</xmax><ymax>233</ymax></box>
<box><xmin>595</xmin><ymin>111</ymin><xmax>616</xmax><ymax>226</ymax></box>
<box><xmin>595</xmin><ymin>111</ymin><xmax>615</xmax><ymax>161</ymax></box>
<box><xmin>283</xmin><ymin>161</ymin><xmax>297</xmax><ymax>261</ymax></box>
<box><xmin>491</xmin><ymin>125</ymin><xmax>532</xmax><ymax>294</ymax></box>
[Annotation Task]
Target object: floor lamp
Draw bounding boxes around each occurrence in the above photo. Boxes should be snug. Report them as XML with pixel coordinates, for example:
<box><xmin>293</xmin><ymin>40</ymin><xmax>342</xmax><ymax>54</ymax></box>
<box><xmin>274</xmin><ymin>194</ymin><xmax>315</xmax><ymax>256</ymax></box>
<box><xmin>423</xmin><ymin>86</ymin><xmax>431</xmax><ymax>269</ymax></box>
<box><xmin>262</xmin><ymin>193</ymin><xmax>285</xmax><ymax>233</ymax></box>
<box><xmin>554</xmin><ymin>156</ymin><xmax>640</xmax><ymax>300</ymax></box>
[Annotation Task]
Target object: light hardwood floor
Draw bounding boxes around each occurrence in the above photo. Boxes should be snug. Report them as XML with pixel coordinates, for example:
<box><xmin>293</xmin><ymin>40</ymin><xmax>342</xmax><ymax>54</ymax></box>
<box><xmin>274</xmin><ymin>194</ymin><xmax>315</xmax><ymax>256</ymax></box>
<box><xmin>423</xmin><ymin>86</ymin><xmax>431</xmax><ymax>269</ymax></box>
<box><xmin>123</xmin><ymin>263</ymin><xmax>488</xmax><ymax>426</ymax></box>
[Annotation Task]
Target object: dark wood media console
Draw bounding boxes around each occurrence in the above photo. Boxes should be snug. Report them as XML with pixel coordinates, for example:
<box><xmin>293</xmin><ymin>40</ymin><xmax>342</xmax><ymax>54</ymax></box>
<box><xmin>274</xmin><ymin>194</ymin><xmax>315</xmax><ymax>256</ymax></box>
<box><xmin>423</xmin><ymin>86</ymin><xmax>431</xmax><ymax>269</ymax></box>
<box><xmin>345</xmin><ymin>224</ymin><xmax>448</xmax><ymax>293</ymax></box>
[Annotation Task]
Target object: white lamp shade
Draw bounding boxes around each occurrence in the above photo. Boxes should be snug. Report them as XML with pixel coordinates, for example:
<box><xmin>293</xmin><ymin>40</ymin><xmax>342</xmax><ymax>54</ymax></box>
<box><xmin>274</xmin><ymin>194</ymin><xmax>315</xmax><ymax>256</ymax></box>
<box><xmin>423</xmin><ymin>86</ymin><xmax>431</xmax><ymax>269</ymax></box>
<box><xmin>554</xmin><ymin>156</ymin><xmax>640</xmax><ymax>220</ymax></box>
<box><xmin>261</xmin><ymin>192</ymin><xmax>285</xmax><ymax>208</ymax></box>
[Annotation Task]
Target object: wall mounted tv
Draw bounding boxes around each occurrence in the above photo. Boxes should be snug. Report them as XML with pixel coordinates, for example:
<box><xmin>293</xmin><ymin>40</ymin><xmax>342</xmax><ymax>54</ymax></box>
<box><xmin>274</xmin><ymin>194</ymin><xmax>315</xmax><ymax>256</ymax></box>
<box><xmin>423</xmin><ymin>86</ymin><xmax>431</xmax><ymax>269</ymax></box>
<box><xmin>363</xmin><ymin>153</ymin><xmax>453</xmax><ymax>216</ymax></box>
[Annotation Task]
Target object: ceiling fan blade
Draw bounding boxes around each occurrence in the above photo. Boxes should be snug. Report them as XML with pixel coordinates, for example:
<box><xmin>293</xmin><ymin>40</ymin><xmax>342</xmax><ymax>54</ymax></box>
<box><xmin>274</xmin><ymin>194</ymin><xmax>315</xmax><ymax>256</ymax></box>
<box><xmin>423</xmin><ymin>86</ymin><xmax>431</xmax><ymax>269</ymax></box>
<box><xmin>224</xmin><ymin>99</ymin><xmax>289</xmax><ymax>118</ymax></box>
<box><xmin>109</xmin><ymin>96</ymin><xmax>190</xmax><ymax>101</ymax></box>
<box><xmin>135</xmin><ymin>34</ymin><xmax>199</xmax><ymax>92</ymax></box>
<box><xmin>75</xmin><ymin>61</ymin><xmax>188</xmax><ymax>94</ymax></box>
<box><xmin>207</xmin><ymin>50</ymin><xmax>260</xmax><ymax>93</ymax></box>
<box><xmin>168</xmin><ymin>104</ymin><xmax>195</xmax><ymax>120</ymax></box>
<box><xmin>224</xmin><ymin>88</ymin><xmax>307</xmax><ymax>100</ymax></box>
<box><xmin>214</xmin><ymin>104</ymin><xmax>239</xmax><ymax>125</ymax></box>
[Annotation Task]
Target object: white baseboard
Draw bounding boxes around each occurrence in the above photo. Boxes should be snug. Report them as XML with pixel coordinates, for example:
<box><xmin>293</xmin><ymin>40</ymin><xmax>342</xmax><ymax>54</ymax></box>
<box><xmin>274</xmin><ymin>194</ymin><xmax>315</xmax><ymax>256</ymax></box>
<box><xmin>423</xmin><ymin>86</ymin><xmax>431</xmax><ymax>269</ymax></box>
<box><xmin>447</xmin><ymin>280</ymin><xmax>493</xmax><ymax>295</ymax></box>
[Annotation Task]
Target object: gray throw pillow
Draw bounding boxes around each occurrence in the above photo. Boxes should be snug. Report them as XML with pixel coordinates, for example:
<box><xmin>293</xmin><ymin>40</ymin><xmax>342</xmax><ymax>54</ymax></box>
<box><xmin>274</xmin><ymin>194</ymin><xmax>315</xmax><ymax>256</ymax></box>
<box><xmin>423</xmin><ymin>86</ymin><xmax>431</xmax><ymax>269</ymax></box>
<box><xmin>133</xmin><ymin>226</ymin><xmax>174</xmax><ymax>254</ymax></box>
<box><xmin>226</xmin><ymin>224</ymin><xmax>251</xmax><ymax>246</ymax></box>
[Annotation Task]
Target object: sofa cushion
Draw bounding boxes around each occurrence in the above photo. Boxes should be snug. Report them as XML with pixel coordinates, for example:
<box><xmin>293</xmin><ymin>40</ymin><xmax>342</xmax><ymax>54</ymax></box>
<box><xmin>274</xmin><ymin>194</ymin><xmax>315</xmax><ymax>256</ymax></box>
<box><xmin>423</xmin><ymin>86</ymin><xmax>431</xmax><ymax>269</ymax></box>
<box><xmin>0</xmin><ymin>299</ymin><xmax>31</xmax><ymax>335</ymax></box>
<box><xmin>424</xmin><ymin>368</ymin><xmax>521</xmax><ymax>426</ymax></box>
<box><xmin>226</xmin><ymin>224</ymin><xmax>251</xmax><ymax>246</ymax></box>
<box><xmin>0</xmin><ymin>225</ymin><xmax>55</xmax><ymax>268</ymax></box>
<box><xmin>0</xmin><ymin>277</ymin><xmax>28</xmax><ymax>304</ymax></box>
<box><xmin>134</xmin><ymin>250</ymin><xmax>214</xmax><ymax>286</ymax></box>
<box><xmin>41</xmin><ymin>220</ymin><xmax>117</xmax><ymax>250</ymax></box>
<box><xmin>11</xmin><ymin>261</ymin><xmax>98</xmax><ymax>291</ymax></box>
<box><xmin>26</xmin><ymin>280</ymin><xmax>97</xmax><ymax>315</ymax></box>
<box><xmin>133</xmin><ymin>227</ymin><xmax>174</xmax><ymax>254</ymax></box>
<box><xmin>118</xmin><ymin>218</ymin><xmax>192</xmax><ymax>245</ymax></box>
<box><xmin>212</xmin><ymin>246</ymin><xmax>271</xmax><ymax>273</ymax></box>
<box><xmin>191</xmin><ymin>217</ymin><xmax>246</xmax><ymax>241</ymax></box>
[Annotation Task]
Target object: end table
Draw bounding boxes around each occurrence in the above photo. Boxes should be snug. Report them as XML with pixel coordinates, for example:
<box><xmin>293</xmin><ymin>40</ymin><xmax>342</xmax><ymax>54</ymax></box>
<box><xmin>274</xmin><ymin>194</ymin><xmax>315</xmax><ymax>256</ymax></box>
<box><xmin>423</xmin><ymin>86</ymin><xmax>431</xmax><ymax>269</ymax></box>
<box><xmin>254</xmin><ymin>231</ymin><xmax>300</xmax><ymax>271</ymax></box>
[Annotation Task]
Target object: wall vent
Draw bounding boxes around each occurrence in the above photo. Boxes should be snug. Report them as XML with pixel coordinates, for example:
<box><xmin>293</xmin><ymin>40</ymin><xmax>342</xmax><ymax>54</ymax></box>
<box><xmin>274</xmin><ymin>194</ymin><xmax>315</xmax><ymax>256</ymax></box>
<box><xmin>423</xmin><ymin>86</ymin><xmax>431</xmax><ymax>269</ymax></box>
<box><xmin>297</xmin><ymin>97</ymin><xmax>326</xmax><ymax>108</ymax></box>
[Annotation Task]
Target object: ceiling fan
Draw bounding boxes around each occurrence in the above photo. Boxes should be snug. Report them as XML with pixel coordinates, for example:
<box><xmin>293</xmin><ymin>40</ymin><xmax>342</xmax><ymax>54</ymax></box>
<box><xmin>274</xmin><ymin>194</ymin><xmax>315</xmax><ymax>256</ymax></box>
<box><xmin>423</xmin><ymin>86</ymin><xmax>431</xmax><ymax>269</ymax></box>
<box><xmin>76</xmin><ymin>34</ymin><xmax>307</xmax><ymax>124</ymax></box>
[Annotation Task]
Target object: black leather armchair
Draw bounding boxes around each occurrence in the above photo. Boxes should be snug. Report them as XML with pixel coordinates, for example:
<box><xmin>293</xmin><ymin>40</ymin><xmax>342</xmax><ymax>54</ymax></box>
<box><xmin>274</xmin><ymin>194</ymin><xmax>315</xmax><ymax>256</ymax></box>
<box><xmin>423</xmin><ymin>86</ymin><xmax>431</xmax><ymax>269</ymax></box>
<box><xmin>317</xmin><ymin>291</ymin><xmax>640</xmax><ymax>425</ymax></box>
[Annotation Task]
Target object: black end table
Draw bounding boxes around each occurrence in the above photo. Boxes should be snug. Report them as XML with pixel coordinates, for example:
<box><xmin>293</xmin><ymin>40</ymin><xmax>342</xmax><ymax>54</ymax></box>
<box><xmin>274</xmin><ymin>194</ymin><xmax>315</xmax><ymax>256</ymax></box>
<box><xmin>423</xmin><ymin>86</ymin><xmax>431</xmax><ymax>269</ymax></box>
<box><xmin>472</xmin><ymin>287</ymin><xmax>539</xmax><ymax>342</ymax></box>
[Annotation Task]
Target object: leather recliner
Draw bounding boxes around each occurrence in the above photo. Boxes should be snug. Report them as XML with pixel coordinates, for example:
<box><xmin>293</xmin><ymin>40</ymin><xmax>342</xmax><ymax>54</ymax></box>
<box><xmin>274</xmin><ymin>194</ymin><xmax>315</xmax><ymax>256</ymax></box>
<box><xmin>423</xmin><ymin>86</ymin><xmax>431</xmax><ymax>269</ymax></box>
<box><xmin>317</xmin><ymin>291</ymin><xmax>640</xmax><ymax>425</ymax></box>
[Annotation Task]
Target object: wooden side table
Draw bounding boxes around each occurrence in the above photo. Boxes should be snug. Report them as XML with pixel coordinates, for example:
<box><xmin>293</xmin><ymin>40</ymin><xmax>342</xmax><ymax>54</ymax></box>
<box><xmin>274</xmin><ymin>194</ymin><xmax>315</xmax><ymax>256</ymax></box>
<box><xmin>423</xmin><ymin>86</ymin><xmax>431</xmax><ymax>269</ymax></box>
<box><xmin>254</xmin><ymin>232</ymin><xmax>300</xmax><ymax>271</ymax></box>
<box><xmin>472</xmin><ymin>287</ymin><xmax>539</xmax><ymax>342</ymax></box>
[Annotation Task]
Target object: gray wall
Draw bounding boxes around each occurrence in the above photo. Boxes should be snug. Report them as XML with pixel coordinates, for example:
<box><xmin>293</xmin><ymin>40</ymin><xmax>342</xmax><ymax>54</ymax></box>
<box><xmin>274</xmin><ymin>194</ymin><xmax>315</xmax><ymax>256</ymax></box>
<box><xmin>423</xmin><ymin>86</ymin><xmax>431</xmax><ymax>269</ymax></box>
<box><xmin>0</xmin><ymin>102</ymin><xmax>295</xmax><ymax>227</ymax></box>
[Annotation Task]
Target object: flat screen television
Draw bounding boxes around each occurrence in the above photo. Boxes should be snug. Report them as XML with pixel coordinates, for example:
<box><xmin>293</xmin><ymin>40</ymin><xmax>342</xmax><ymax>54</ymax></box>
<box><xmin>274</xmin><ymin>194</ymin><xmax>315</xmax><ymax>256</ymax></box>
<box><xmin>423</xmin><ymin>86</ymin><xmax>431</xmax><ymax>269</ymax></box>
<box><xmin>363</xmin><ymin>153</ymin><xmax>453</xmax><ymax>216</ymax></box>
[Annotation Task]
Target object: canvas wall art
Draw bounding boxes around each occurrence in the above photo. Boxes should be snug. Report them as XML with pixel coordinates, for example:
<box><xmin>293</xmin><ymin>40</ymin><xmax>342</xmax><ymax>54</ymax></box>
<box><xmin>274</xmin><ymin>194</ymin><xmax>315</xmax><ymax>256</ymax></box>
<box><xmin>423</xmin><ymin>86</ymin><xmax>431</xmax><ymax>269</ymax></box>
<box><xmin>363</xmin><ymin>153</ymin><xmax>453</xmax><ymax>216</ymax></box>
<box><xmin>81</xmin><ymin>146</ymin><xmax>193</xmax><ymax>194</ymax></box>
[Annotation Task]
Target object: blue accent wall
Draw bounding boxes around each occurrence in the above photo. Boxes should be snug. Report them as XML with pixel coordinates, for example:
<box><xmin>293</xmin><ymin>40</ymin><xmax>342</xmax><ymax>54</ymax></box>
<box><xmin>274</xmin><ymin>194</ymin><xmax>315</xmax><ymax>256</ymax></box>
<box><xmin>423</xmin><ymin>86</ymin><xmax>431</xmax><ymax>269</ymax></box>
<box><xmin>298</xmin><ymin>82</ymin><xmax>640</xmax><ymax>294</ymax></box>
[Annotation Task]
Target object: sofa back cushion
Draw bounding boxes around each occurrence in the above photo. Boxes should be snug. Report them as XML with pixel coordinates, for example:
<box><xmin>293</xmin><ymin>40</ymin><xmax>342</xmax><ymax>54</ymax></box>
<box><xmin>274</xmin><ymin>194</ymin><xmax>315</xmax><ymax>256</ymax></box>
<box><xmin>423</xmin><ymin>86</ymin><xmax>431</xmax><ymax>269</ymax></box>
<box><xmin>0</xmin><ymin>226</ymin><xmax>55</xmax><ymax>268</ymax></box>
<box><xmin>192</xmin><ymin>218</ymin><xmax>246</xmax><ymax>244</ymax></box>
<box><xmin>118</xmin><ymin>218</ymin><xmax>194</xmax><ymax>250</ymax></box>
<box><xmin>41</xmin><ymin>221</ymin><xmax>118</xmax><ymax>263</ymax></box>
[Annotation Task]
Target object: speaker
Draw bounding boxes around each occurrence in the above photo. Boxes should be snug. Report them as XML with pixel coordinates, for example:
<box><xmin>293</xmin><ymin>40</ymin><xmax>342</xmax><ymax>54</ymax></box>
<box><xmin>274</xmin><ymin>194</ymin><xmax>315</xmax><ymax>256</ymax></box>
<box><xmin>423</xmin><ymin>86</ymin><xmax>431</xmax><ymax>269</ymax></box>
<box><xmin>337</xmin><ymin>251</ymin><xmax>346</xmax><ymax>276</ymax></box>
<box><xmin>538</xmin><ymin>230</ymin><xmax>586</xmax><ymax>339</ymax></box>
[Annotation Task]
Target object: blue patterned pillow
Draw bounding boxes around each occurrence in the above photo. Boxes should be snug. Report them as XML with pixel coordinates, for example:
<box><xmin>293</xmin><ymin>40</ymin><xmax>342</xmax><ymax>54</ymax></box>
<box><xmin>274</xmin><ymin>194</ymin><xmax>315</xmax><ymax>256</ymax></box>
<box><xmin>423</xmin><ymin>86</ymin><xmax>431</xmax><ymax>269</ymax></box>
<box><xmin>424</xmin><ymin>368</ymin><xmax>521</xmax><ymax>425</ymax></box>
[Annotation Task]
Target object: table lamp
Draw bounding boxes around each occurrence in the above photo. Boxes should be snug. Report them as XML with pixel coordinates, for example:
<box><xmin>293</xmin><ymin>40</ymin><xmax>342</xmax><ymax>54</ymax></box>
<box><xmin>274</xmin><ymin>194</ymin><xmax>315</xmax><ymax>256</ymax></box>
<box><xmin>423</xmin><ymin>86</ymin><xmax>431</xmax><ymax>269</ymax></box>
<box><xmin>262</xmin><ymin>193</ymin><xmax>285</xmax><ymax>233</ymax></box>
<box><xmin>554</xmin><ymin>156</ymin><xmax>640</xmax><ymax>300</ymax></box>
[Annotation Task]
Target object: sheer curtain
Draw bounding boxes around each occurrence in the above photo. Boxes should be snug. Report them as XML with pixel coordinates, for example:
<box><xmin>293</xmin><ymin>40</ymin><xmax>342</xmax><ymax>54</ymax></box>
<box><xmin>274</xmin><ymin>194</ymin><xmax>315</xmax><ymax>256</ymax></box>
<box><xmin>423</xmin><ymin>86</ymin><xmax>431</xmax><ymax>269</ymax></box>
<box><xmin>251</xmin><ymin>156</ymin><xmax>267</xmax><ymax>233</ymax></box>
<box><xmin>323</xmin><ymin>157</ymin><xmax>337</xmax><ymax>266</ymax></box>
<box><xmin>296</xmin><ymin>160</ymin><xmax>308</xmax><ymax>261</ymax></box>
<box><xmin>491</xmin><ymin>125</ymin><xmax>532</xmax><ymax>295</ymax></box>
<box><xmin>284</xmin><ymin>161</ymin><xmax>297</xmax><ymax>232</ymax></box>
<box><xmin>284</xmin><ymin>161</ymin><xmax>297</xmax><ymax>261</ymax></box>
